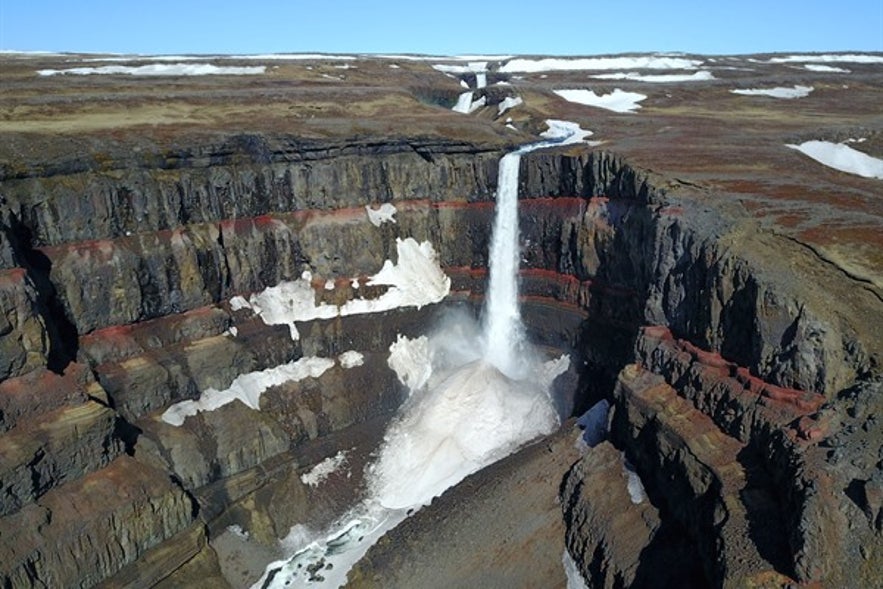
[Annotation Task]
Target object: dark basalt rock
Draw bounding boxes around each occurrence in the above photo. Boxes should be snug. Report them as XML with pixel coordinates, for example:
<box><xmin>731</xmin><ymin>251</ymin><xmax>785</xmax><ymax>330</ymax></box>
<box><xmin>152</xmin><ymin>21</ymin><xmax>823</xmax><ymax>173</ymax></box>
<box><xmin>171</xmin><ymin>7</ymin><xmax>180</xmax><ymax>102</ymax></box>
<box><xmin>0</xmin><ymin>54</ymin><xmax>880</xmax><ymax>588</ymax></box>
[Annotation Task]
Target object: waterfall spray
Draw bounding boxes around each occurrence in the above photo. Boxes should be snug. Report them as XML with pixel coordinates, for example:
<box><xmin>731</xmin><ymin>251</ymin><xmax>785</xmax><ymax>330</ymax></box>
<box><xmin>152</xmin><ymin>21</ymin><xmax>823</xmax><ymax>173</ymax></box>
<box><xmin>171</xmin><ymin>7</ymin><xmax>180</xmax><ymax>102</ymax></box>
<box><xmin>256</xmin><ymin>120</ymin><xmax>588</xmax><ymax>589</ymax></box>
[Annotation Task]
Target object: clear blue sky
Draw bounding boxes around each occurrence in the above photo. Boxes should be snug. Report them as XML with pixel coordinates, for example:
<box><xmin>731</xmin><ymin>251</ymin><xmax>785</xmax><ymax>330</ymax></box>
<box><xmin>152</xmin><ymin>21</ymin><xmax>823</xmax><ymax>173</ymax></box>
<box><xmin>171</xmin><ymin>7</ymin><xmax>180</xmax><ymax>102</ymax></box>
<box><xmin>1</xmin><ymin>0</ymin><xmax>881</xmax><ymax>56</ymax></box>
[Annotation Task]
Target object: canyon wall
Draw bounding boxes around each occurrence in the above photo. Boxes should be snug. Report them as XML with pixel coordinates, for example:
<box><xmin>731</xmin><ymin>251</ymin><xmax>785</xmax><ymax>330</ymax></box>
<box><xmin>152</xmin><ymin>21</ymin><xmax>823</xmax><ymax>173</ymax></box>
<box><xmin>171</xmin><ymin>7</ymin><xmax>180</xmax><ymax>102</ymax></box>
<box><xmin>1</xmin><ymin>138</ymin><xmax>880</xmax><ymax>587</ymax></box>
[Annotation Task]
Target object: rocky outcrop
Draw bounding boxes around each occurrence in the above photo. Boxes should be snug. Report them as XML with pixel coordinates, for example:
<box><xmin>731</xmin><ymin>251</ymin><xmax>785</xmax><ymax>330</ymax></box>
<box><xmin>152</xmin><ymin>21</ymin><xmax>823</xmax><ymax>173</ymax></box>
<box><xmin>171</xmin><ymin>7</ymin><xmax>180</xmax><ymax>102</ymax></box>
<box><xmin>0</xmin><ymin>269</ymin><xmax>48</xmax><ymax>378</ymax></box>
<box><xmin>561</xmin><ymin>441</ymin><xmax>663</xmax><ymax>588</ymax></box>
<box><xmin>0</xmin><ymin>400</ymin><xmax>120</xmax><ymax>516</ymax></box>
<box><xmin>2</xmin><ymin>137</ymin><xmax>503</xmax><ymax>247</ymax></box>
<box><xmin>0</xmin><ymin>131</ymin><xmax>880</xmax><ymax>589</ymax></box>
<box><xmin>610</xmin><ymin>364</ymin><xmax>796</xmax><ymax>586</ymax></box>
<box><xmin>0</xmin><ymin>456</ymin><xmax>195</xmax><ymax>588</ymax></box>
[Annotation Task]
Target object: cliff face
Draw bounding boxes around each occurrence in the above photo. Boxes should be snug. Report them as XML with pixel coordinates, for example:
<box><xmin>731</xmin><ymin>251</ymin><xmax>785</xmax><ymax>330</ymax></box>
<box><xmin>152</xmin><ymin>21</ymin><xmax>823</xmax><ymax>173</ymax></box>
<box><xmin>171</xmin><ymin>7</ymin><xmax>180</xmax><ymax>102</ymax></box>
<box><xmin>1</xmin><ymin>135</ymin><xmax>880</xmax><ymax>588</ymax></box>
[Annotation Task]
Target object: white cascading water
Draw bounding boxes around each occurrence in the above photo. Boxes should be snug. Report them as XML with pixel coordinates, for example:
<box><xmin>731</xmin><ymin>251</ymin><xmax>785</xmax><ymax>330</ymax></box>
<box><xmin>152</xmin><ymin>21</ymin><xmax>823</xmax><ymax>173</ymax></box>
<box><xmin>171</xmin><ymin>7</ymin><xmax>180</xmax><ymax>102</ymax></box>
<box><xmin>255</xmin><ymin>121</ymin><xmax>587</xmax><ymax>589</ymax></box>
<box><xmin>482</xmin><ymin>150</ymin><xmax>526</xmax><ymax>378</ymax></box>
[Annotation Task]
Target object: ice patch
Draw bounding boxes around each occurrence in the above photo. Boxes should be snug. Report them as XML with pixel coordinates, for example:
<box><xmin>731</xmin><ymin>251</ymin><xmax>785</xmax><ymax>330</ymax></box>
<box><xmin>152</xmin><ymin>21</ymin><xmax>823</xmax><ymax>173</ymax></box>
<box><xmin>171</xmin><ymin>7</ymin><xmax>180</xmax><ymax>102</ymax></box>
<box><xmin>230</xmin><ymin>295</ymin><xmax>250</xmax><ymax>311</ymax></box>
<box><xmin>340</xmin><ymin>238</ymin><xmax>450</xmax><ymax>315</ymax></box>
<box><xmin>365</xmin><ymin>202</ymin><xmax>397</xmax><ymax>226</ymax></box>
<box><xmin>224</xmin><ymin>326</ymin><xmax>238</xmax><ymax>338</ymax></box>
<box><xmin>591</xmin><ymin>70</ymin><xmax>715</xmax><ymax>82</ymax></box>
<box><xmin>500</xmin><ymin>56</ymin><xmax>703</xmax><ymax>73</ymax></box>
<box><xmin>324</xmin><ymin>279</ymin><xmax>335</xmax><ymax>291</ymax></box>
<box><xmin>554</xmin><ymin>88</ymin><xmax>646</xmax><ymax>113</ymax></box>
<box><xmin>786</xmin><ymin>140</ymin><xmax>883</xmax><ymax>179</ymax></box>
<box><xmin>239</xmin><ymin>271</ymin><xmax>336</xmax><ymax>340</ymax></box>
<box><xmin>387</xmin><ymin>335</ymin><xmax>432</xmax><ymax>392</ymax></box>
<box><xmin>497</xmin><ymin>96</ymin><xmax>523</xmax><ymax>116</ymax></box>
<box><xmin>339</xmin><ymin>350</ymin><xmax>364</xmax><ymax>369</ymax></box>
<box><xmin>731</xmin><ymin>85</ymin><xmax>813</xmax><ymax>99</ymax></box>
<box><xmin>576</xmin><ymin>399</ymin><xmax>610</xmax><ymax>449</ymax></box>
<box><xmin>259</xmin><ymin>509</ymin><xmax>399</xmax><ymax>589</ymax></box>
<box><xmin>37</xmin><ymin>63</ymin><xmax>266</xmax><ymax>76</ymax></box>
<box><xmin>161</xmin><ymin>356</ymin><xmax>335</xmax><ymax>426</ymax></box>
<box><xmin>231</xmin><ymin>238</ymin><xmax>450</xmax><ymax>340</ymax></box>
<box><xmin>369</xmin><ymin>355</ymin><xmax>560</xmax><ymax>510</ymax></box>
<box><xmin>301</xmin><ymin>451</ymin><xmax>348</xmax><ymax>487</ymax></box>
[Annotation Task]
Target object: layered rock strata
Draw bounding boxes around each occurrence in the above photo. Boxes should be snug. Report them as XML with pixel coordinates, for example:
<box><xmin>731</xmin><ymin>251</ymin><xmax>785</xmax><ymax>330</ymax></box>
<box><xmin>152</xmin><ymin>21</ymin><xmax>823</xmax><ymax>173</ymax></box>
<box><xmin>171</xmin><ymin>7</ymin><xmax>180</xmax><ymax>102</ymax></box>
<box><xmin>0</xmin><ymin>137</ymin><xmax>879</xmax><ymax>588</ymax></box>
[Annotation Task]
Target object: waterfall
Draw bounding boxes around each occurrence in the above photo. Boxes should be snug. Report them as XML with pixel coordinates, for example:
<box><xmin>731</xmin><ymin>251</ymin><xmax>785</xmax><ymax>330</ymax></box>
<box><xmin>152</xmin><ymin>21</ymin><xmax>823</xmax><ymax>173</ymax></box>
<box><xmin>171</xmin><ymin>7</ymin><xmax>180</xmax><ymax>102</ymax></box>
<box><xmin>255</xmin><ymin>120</ymin><xmax>589</xmax><ymax>589</ymax></box>
<box><xmin>482</xmin><ymin>151</ymin><xmax>525</xmax><ymax>378</ymax></box>
<box><xmin>482</xmin><ymin>122</ymin><xmax>594</xmax><ymax>377</ymax></box>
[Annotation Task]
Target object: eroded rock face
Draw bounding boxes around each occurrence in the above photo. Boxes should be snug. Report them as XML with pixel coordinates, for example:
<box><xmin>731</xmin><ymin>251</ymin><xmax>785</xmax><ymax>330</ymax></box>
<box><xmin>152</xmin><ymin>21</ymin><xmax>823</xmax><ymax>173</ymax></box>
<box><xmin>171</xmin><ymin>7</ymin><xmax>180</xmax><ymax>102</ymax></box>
<box><xmin>0</xmin><ymin>117</ymin><xmax>880</xmax><ymax>588</ymax></box>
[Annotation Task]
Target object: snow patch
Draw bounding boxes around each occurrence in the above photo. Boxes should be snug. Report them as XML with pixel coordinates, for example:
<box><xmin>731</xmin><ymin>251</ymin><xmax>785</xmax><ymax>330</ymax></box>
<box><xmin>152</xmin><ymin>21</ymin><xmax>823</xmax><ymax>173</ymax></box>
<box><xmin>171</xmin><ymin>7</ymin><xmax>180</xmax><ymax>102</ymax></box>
<box><xmin>452</xmin><ymin>91</ymin><xmax>475</xmax><ymax>113</ymax></box>
<box><xmin>432</xmin><ymin>61</ymin><xmax>487</xmax><ymax>76</ymax></box>
<box><xmin>497</xmin><ymin>95</ymin><xmax>523</xmax><ymax>116</ymax></box>
<box><xmin>500</xmin><ymin>56</ymin><xmax>703</xmax><ymax>73</ymax></box>
<box><xmin>623</xmin><ymin>458</ymin><xmax>647</xmax><ymax>504</ymax></box>
<box><xmin>301</xmin><ymin>451</ymin><xmax>348</xmax><ymax>487</ymax></box>
<box><xmin>541</xmin><ymin>119</ymin><xmax>600</xmax><ymax>145</ymax></box>
<box><xmin>161</xmin><ymin>356</ymin><xmax>335</xmax><ymax>426</ymax></box>
<box><xmin>786</xmin><ymin>141</ymin><xmax>883</xmax><ymax>179</ymax></box>
<box><xmin>731</xmin><ymin>85</ymin><xmax>813</xmax><ymax>99</ymax></box>
<box><xmin>767</xmin><ymin>53</ymin><xmax>883</xmax><ymax>64</ymax></box>
<box><xmin>37</xmin><ymin>63</ymin><xmax>266</xmax><ymax>76</ymax></box>
<box><xmin>229</xmin><ymin>295</ymin><xmax>251</xmax><ymax>311</ymax></box>
<box><xmin>591</xmin><ymin>70</ymin><xmax>715</xmax><ymax>82</ymax></box>
<box><xmin>227</xmin><ymin>524</ymin><xmax>250</xmax><ymax>540</ymax></box>
<box><xmin>339</xmin><ymin>350</ymin><xmax>364</xmax><ymax>369</ymax></box>
<box><xmin>365</xmin><ymin>203</ymin><xmax>397</xmax><ymax>226</ymax></box>
<box><xmin>231</xmin><ymin>238</ymin><xmax>450</xmax><ymax>340</ymax></box>
<box><xmin>340</xmin><ymin>238</ymin><xmax>450</xmax><ymax>315</ymax></box>
<box><xmin>78</xmin><ymin>54</ymin><xmax>210</xmax><ymax>62</ymax></box>
<box><xmin>563</xmin><ymin>550</ymin><xmax>590</xmax><ymax>589</ymax></box>
<box><xmin>554</xmin><ymin>88</ymin><xmax>647</xmax><ymax>113</ymax></box>
<box><xmin>467</xmin><ymin>96</ymin><xmax>487</xmax><ymax>113</ymax></box>
<box><xmin>803</xmin><ymin>64</ymin><xmax>850</xmax><ymax>73</ymax></box>
<box><xmin>232</xmin><ymin>53</ymin><xmax>356</xmax><ymax>61</ymax></box>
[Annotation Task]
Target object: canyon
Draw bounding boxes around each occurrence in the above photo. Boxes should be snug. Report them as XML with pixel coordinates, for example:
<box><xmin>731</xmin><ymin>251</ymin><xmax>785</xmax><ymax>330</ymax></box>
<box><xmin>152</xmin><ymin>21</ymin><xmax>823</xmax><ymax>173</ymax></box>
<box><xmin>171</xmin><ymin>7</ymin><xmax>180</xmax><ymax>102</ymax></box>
<box><xmin>0</xmin><ymin>52</ymin><xmax>881</xmax><ymax>588</ymax></box>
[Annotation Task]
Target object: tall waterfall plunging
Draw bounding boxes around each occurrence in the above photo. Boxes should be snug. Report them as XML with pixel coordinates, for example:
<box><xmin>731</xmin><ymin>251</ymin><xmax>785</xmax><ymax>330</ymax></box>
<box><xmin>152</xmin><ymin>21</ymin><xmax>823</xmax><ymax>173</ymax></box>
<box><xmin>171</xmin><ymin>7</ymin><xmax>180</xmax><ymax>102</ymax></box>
<box><xmin>482</xmin><ymin>151</ymin><xmax>526</xmax><ymax>379</ymax></box>
<box><xmin>255</xmin><ymin>130</ymin><xmax>584</xmax><ymax>588</ymax></box>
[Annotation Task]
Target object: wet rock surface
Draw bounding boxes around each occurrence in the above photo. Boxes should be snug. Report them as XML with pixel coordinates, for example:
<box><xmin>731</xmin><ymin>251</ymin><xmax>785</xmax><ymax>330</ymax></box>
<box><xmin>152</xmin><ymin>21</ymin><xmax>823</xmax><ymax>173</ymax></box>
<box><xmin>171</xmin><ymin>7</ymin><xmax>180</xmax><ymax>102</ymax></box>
<box><xmin>0</xmin><ymin>51</ymin><xmax>881</xmax><ymax>587</ymax></box>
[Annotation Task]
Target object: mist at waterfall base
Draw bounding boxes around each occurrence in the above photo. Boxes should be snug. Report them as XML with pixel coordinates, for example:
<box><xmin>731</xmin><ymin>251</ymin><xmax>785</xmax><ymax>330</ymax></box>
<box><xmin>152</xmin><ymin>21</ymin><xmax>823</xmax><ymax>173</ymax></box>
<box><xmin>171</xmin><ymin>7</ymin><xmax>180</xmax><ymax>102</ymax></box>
<box><xmin>256</xmin><ymin>133</ymin><xmax>584</xmax><ymax>588</ymax></box>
